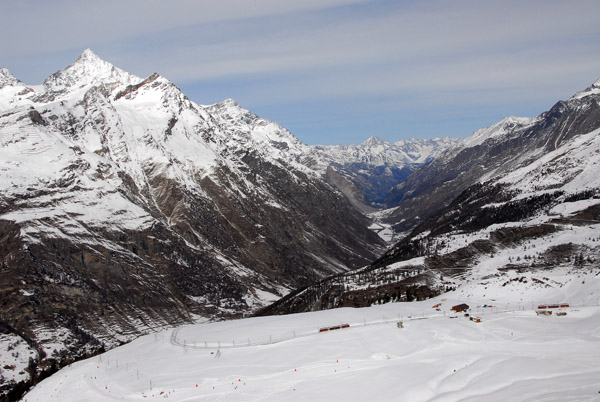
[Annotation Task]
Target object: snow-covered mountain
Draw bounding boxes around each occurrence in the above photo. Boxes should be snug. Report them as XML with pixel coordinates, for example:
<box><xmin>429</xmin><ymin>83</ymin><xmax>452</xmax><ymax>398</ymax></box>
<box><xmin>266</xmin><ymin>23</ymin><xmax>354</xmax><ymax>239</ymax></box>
<box><xmin>260</xmin><ymin>77</ymin><xmax>600</xmax><ymax>315</ymax></box>
<box><xmin>312</xmin><ymin>135</ymin><xmax>457</xmax><ymax>167</ymax></box>
<box><xmin>384</xmin><ymin>78</ymin><xmax>600</xmax><ymax>233</ymax></box>
<box><xmin>0</xmin><ymin>50</ymin><xmax>387</xmax><ymax>397</ymax></box>
<box><xmin>308</xmin><ymin>136</ymin><xmax>459</xmax><ymax>211</ymax></box>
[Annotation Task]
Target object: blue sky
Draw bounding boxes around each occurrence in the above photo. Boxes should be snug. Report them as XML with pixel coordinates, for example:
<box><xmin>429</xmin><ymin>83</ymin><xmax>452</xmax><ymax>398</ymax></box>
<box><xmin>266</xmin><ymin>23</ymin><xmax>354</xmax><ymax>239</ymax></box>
<box><xmin>2</xmin><ymin>0</ymin><xmax>600</xmax><ymax>145</ymax></box>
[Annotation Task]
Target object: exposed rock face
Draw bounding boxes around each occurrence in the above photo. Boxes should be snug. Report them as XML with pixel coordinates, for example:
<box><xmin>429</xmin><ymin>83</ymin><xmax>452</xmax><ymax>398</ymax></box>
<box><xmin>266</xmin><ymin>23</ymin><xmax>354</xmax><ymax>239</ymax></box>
<box><xmin>385</xmin><ymin>85</ymin><xmax>600</xmax><ymax>233</ymax></box>
<box><xmin>0</xmin><ymin>49</ymin><xmax>384</xmax><ymax>397</ymax></box>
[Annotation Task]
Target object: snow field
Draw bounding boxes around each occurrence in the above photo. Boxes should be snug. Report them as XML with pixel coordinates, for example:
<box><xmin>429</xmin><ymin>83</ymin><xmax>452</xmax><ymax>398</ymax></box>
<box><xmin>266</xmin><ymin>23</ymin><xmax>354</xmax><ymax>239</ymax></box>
<box><xmin>0</xmin><ymin>333</ymin><xmax>35</xmax><ymax>385</ymax></box>
<box><xmin>23</xmin><ymin>273</ymin><xmax>600</xmax><ymax>402</ymax></box>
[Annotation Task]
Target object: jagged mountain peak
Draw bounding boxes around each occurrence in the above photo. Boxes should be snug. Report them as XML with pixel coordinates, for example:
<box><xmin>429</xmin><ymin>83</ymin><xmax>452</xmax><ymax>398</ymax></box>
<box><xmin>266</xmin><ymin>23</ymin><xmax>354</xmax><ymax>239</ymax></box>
<box><xmin>203</xmin><ymin>97</ymin><xmax>312</xmax><ymax>167</ymax></box>
<box><xmin>205</xmin><ymin>98</ymin><xmax>258</xmax><ymax>132</ymax></box>
<box><xmin>361</xmin><ymin>135</ymin><xmax>385</xmax><ymax>147</ymax></box>
<box><xmin>461</xmin><ymin>115</ymin><xmax>535</xmax><ymax>149</ymax></box>
<box><xmin>0</xmin><ymin>67</ymin><xmax>20</xmax><ymax>88</ymax></box>
<box><xmin>220</xmin><ymin>98</ymin><xmax>241</xmax><ymax>108</ymax></box>
<box><xmin>207</xmin><ymin>97</ymin><xmax>251</xmax><ymax>117</ymax></box>
<box><xmin>44</xmin><ymin>48</ymin><xmax>141</xmax><ymax>93</ymax></box>
<box><xmin>570</xmin><ymin>76</ymin><xmax>600</xmax><ymax>100</ymax></box>
<box><xmin>77</xmin><ymin>48</ymin><xmax>102</xmax><ymax>62</ymax></box>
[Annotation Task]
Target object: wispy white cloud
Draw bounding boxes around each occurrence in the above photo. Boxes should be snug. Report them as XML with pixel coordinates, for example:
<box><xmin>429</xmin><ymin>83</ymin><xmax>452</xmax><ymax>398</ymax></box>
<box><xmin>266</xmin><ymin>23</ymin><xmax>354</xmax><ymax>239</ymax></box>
<box><xmin>0</xmin><ymin>0</ymin><xmax>374</xmax><ymax>58</ymax></box>
<box><xmin>2</xmin><ymin>0</ymin><xmax>599</xmax><ymax>144</ymax></box>
<box><xmin>130</xmin><ymin>0</ymin><xmax>600</xmax><ymax>98</ymax></box>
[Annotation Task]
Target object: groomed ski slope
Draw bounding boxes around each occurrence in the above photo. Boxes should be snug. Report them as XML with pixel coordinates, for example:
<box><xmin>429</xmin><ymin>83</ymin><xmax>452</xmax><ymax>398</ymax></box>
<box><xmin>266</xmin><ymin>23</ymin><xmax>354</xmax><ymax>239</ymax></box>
<box><xmin>24</xmin><ymin>271</ymin><xmax>600</xmax><ymax>402</ymax></box>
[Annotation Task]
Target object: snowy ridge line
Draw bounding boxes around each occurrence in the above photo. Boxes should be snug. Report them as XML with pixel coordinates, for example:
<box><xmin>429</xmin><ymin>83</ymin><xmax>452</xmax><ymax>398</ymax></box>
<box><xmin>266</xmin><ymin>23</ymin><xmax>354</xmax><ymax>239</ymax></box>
<box><xmin>168</xmin><ymin>299</ymin><xmax>597</xmax><ymax>350</ymax></box>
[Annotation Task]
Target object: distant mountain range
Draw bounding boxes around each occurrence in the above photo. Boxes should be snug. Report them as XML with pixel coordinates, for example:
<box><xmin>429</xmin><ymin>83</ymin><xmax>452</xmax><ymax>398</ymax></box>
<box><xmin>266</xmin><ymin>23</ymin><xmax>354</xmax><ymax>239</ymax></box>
<box><xmin>309</xmin><ymin>135</ymin><xmax>459</xmax><ymax>212</ymax></box>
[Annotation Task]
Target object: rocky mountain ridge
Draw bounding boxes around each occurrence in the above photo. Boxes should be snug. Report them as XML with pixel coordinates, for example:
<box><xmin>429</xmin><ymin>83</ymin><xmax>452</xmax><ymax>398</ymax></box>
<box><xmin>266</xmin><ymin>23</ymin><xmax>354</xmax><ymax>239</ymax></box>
<box><xmin>383</xmin><ymin>80</ymin><xmax>600</xmax><ymax>234</ymax></box>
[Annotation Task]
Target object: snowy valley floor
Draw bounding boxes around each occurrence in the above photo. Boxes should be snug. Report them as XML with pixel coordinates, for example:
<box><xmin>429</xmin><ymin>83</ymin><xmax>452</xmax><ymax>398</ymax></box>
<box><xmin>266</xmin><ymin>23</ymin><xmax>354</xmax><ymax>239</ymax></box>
<box><xmin>23</xmin><ymin>270</ymin><xmax>600</xmax><ymax>402</ymax></box>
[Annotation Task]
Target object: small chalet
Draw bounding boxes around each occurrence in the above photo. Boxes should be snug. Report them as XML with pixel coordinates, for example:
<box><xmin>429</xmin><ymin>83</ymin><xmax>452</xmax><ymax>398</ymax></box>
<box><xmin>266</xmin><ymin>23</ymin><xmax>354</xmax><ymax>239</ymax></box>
<box><xmin>451</xmin><ymin>303</ymin><xmax>469</xmax><ymax>312</ymax></box>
